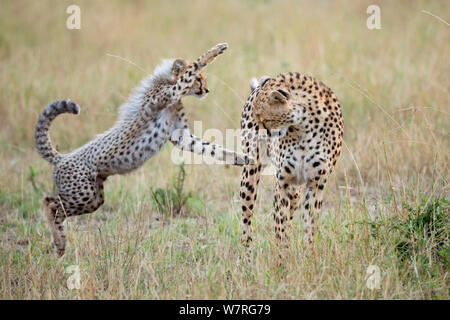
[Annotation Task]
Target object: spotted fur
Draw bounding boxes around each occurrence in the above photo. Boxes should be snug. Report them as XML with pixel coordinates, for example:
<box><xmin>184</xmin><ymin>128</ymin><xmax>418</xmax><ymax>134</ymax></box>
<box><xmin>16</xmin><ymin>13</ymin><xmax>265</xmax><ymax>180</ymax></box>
<box><xmin>36</xmin><ymin>43</ymin><xmax>251</xmax><ymax>256</ymax></box>
<box><xmin>239</xmin><ymin>72</ymin><xmax>344</xmax><ymax>257</ymax></box>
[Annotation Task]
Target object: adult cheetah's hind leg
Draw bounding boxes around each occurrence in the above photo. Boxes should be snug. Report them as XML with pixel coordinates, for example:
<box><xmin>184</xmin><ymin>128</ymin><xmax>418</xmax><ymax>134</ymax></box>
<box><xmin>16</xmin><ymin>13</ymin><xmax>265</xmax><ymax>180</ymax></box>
<box><xmin>273</xmin><ymin>182</ymin><xmax>295</xmax><ymax>260</ymax></box>
<box><xmin>240</xmin><ymin>160</ymin><xmax>261</xmax><ymax>261</ymax></box>
<box><xmin>300</xmin><ymin>177</ymin><xmax>326</xmax><ymax>248</ymax></box>
<box><xmin>286</xmin><ymin>185</ymin><xmax>302</xmax><ymax>261</ymax></box>
<box><xmin>287</xmin><ymin>185</ymin><xmax>302</xmax><ymax>228</ymax></box>
<box><xmin>272</xmin><ymin>184</ymin><xmax>303</xmax><ymax>264</ymax></box>
<box><xmin>43</xmin><ymin>195</ymin><xmax>67</xmax><ymax>257</ymax></box>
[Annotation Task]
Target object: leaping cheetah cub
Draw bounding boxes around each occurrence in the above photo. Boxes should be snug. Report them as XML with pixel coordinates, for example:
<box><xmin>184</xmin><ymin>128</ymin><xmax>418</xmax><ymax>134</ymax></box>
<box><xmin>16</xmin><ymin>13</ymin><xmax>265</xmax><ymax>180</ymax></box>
<box><xmin>240</xmin><ymin>72</ymin><xmax>343</xmax><ymax>256</ymax></box>
<box><xmin>35</xmin><ymin>43</ymin><xmax>250</xmax><ymax>256</ymax></box>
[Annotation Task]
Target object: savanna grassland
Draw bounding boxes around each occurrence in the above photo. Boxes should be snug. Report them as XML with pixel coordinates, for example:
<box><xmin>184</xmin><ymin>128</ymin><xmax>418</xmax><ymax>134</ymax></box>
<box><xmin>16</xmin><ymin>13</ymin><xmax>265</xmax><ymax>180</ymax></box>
<box><xmin>0</xmin><ymin>0</ymin><xmax>448</xmax><ymax>299</ymax></box>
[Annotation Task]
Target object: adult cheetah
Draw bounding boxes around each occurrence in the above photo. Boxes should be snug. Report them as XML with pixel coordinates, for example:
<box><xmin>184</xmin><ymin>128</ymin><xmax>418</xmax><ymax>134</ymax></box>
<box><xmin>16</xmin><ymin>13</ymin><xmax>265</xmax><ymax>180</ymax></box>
<box><xmin>239</xmin><ymin>73</ymin><xmax>343</xmax><ymax>256</ymax></box>
<box><xmin>35</xmin><ymin>43</ymin><xmax>251</xmax><ymax>256</ymax></box>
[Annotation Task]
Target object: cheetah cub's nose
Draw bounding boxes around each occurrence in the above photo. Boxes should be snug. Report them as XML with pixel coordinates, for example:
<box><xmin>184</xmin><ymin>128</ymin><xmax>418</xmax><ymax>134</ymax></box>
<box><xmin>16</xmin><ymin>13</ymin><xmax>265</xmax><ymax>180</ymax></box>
<box><xmin>205</xmin><ymin>89</ymin><xmax>209</xmax><ymax>93</ymax></box>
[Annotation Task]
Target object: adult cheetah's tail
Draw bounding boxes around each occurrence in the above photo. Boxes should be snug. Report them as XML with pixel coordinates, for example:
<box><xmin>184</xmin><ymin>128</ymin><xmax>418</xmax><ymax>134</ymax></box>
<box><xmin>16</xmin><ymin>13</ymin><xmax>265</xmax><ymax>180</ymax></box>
<box><xmin>35</xmin><ymin>99</ymin><xmax>80</xmax><ymax>166</ymax></box>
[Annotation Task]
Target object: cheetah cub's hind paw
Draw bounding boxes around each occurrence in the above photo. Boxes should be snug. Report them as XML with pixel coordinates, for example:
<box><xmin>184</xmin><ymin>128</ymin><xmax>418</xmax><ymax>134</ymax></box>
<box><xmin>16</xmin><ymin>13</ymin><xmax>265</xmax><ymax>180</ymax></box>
<box><xmin>43</xmin><ymin>197</ymin><xmax>67</xmax><ymax>258</ymax></box>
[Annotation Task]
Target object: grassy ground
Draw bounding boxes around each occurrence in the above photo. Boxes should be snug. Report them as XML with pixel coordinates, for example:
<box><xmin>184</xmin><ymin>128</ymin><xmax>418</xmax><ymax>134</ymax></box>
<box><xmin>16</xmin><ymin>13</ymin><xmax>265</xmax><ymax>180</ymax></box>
<box><xmin>0</xmin><ymin>0</ymin><xmax>448</xmax><ymax>299</ymax></box>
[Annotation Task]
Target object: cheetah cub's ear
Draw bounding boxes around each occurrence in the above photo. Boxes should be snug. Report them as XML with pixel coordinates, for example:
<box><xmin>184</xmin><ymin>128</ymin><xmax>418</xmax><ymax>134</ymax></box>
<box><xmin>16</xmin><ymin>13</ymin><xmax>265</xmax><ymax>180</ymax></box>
<box><xmin>172</xmin><ymin>58</ymin><xmax>188</xmax><ymax>78</ymax></box>
<box><xmin>269</xmin><ymin>89</ymin><xmax>289</xmax><ymax>104</ymax></box>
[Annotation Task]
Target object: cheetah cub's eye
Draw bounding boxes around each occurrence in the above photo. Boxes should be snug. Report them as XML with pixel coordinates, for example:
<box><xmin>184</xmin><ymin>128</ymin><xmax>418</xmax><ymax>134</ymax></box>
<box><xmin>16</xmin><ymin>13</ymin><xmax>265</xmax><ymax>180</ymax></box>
<box><xmin>192</xmin><ymin>75</ymin><xmax>209</xmax><ymax>99</ymax></box>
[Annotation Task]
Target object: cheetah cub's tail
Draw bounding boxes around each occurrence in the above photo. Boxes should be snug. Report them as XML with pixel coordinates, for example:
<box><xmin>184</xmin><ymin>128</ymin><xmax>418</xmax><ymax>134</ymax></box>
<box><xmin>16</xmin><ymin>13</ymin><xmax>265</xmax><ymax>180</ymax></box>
<box><xmin>35</xmin><ymin>99</ymin><xmax>80</xmax><ymax>165</ymax></box>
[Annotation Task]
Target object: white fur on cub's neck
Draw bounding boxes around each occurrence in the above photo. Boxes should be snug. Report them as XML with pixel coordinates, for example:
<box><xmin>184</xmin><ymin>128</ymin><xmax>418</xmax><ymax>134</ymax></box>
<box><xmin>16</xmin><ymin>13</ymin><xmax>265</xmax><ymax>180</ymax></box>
<box><xmin>119</xmin><ymin>59</ymin><xmax>176</xmax><ymax>121</ymax></box>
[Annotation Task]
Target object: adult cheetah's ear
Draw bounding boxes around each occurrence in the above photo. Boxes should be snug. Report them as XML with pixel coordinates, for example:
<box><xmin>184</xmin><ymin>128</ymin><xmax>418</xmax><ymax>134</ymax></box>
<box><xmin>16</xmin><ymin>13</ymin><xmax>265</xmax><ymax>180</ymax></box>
<box><xmin>172</xmin><ymin>58</ymin><xmax>188</xmax><ymax>78</ymax></box>
<box><xmin>269</xmin><ymin>89</ymin><xmax>289</xmax><ymax>104</ymax></box>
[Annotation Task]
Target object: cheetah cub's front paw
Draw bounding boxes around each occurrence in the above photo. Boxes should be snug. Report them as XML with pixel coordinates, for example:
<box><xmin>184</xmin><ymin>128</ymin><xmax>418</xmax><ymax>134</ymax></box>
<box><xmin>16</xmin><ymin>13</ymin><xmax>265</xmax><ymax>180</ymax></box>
<box><xmin>200</xmin><ymin>43</ymin><xmax>229</xmax><ymax>66</ymax></box>
<box><xmin>236</xmin><ymin>154</ymin><xmax>255</xmax><ymax>166</ymax></box>
<box><xmin>245</xmin><ymin>155</ymin><xmax>256</xmax><ymax>165</ymax></box>
<box><xmin>215</xmin><ymin>43</ymin><xmax>228</xmax><ymax>54</ymax></box>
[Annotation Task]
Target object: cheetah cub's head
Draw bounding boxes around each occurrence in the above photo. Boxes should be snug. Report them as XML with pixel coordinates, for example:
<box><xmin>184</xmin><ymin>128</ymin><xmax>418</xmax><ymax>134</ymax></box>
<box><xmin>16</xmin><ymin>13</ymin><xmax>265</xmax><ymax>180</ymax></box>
<box><xmin>171</xmin><ymin>58</ymin><xmax>209</xmax><ymax>99</ymax></box>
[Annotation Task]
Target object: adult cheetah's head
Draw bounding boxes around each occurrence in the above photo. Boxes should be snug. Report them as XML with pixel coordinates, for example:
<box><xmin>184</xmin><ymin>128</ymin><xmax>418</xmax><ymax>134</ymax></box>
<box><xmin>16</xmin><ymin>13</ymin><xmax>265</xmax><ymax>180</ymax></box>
<box><xmin>254</xmin><ymin>85</ymin><xmax>298</xmax><ymax>130</ymax></box>
<box><xmin>171</xmin><ymin>59</ymin><xmax>209</xmax><ymax>99</ymax></box>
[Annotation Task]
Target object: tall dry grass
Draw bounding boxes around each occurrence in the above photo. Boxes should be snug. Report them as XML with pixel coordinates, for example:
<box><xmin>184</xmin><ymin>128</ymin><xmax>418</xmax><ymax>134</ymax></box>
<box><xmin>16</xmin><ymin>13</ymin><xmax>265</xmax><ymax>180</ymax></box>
<box><xmin>0</xmin><ymin>0</ymin><xmax>448</xmax><ymax>299</ymax></box>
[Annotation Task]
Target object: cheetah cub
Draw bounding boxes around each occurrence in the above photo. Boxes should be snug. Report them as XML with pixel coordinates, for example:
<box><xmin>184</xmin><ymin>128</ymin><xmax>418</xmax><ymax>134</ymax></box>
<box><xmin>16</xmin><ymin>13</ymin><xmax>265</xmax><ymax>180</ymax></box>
<box><xmin>240</xmin><ymin>72</ymin><xmax>344</xmax><ymax>256</ymax></box>
<box><xmin>35</xmin><ymin>43</ymin><xmax>250</xmax><ymax>257</ymax></box>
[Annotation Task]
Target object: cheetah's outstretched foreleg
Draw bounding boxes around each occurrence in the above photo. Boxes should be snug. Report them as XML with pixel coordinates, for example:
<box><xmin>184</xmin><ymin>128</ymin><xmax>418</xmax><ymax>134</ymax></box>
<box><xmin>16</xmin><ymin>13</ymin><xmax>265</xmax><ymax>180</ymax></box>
<box><xmin>170</xmin><ymin>127</ymin><xmax>253</xmax><ymax>166</ymax></box>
